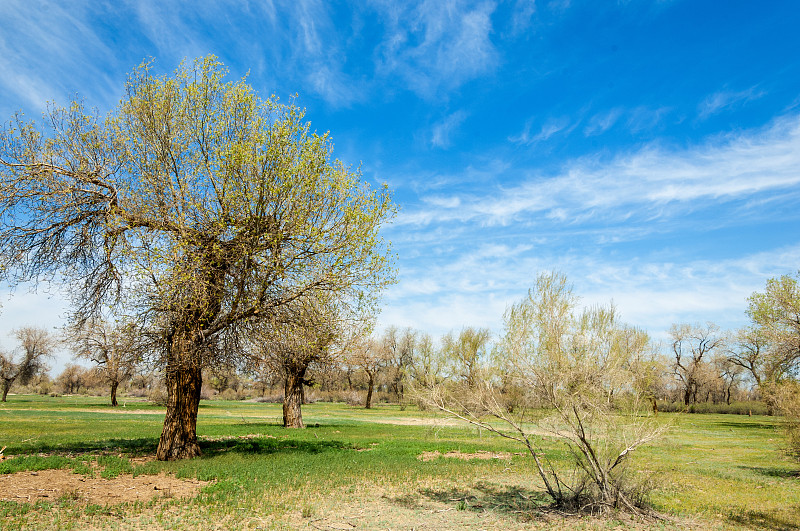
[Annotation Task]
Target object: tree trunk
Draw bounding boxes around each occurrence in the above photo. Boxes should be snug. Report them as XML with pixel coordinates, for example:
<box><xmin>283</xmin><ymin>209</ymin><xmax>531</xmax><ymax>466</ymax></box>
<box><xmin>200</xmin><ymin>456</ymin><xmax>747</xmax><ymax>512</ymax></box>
<box><xmin>110</xmin><ymin>380</ymin><xmax>119</xmax><ymax>407</ymax></box>
<box><xmin>1</xmin><ymin>379</ymin><xmax>11</xmax><ymax>402</ymax></box>
<box><xmin>283</xmin><ymin>370</ymin><xmax>305</xmax><ymax>428</ymax></box>
<box><xmin>156</xmin><ymin>336</ymin><xmax>203</xmax><ymax>460</ymax></box>
<box><xmin>650</xmin><ymin>396</ymin><xmax>659</xmax><ymax>415</ymax></box>
<box><xmin>365</xmin><ymin>372</ymin><xmax>374</xmax><ymax>409</ymax></box>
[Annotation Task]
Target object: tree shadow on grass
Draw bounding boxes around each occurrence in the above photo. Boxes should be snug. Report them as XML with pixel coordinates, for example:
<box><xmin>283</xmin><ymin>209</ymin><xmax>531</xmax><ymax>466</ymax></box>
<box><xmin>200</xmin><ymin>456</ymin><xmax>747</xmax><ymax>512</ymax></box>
<box><xmin>728</xmin><ymin>508</ymin><xmax>800</xmax><ymax>531</ymax></box>
<box><xmin>411</xmin><ymin>482</ymin><xmax>552</xmax><ymax>521</ymax></box>
<box><xmin>9</xmin><ymin>435</ymin><xmax>351</xmax><ymax>459</ymax></box>
<box><xmin>199</xmin><ymin>437</ymin><xmax>351</xmax><ymax>457</ymax></box>
<box><xmin>738</xmin><ymin>465</ymin><xmax>800</xmax><ymax>479</ymax></box>
<box><xmin>710</xmin><ymin>420</ymin><xmax>780</xmax><ymax>431</ymax></box>
<box><xmin>8</xmin><ymin>438</ymin><xmax>158</xmax><ymax>456</ymax></box>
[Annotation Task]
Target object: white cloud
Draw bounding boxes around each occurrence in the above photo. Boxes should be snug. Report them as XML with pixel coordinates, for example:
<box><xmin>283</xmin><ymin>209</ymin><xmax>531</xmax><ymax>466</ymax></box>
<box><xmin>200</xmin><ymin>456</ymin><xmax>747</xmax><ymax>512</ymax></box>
<box><xmin>431</xmin><ymin>110</ymin><xmax>468</xmax><ymax>148</ymax></box>
<box><xmin>584</xmin><ymin>108</ymin><xmax>622</xmax><ymax>136</ymax></box>
<box><xmin>401</xmin><ymin>113</ymin><xmax>800</xmax><ymax>227</ymax></box>
<box><xmin>699</xmin><ymin>86</ymin><xmax>765</xmax><ymax>119</ymax></box>
<box><xmin>374</xmin><ymin>0</ymin><xmax>499</xmax><ymax>97</ymax></box>
<box><xmin>510</xmin><ymin>116</ymin><xmax>573</xmax><ymax>144</ymax></box>
<box><xmin>379</xmin><ymin>238</ymin><xmax>800</xmax><ymax>341</ymax></box>
<box><xmin>0</xmin><ymin>0</ymin><xmax>119</xmax><ymax>113</ymax></box>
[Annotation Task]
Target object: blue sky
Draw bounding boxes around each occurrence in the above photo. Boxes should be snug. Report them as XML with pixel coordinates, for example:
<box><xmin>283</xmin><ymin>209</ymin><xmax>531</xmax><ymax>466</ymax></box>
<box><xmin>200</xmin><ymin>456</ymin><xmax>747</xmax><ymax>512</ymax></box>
<box><xmin>1</xmin><ymin>0</ymin><xmax>799</xmax><ymax>369</ymax></box>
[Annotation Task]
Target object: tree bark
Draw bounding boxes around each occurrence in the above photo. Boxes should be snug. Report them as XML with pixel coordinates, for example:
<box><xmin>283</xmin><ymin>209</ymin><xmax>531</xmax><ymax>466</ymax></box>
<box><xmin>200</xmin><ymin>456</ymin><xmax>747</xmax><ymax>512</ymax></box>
<box><xmin>110</xmin><ymin>380</ymin><xmax>119</xmax><ymax>407</ymax></box>
<box><xmin>1</xmin><ymin>379</ymin><xmax>11</xmax><ymax>402</ymax></box>
<box><xmin>156</xmin><ymin>336</ymin><xmax>203</xmax><ymax>460</ymax></box>
<box><xmin>365</xmin><ymin>372</ymin><xmax>374</xmax><ymax>409</ymax></box>
<box><xmin>283</xmin><ymin>370</ymin><xmax>305</xmax><ymax>428</ymax></box>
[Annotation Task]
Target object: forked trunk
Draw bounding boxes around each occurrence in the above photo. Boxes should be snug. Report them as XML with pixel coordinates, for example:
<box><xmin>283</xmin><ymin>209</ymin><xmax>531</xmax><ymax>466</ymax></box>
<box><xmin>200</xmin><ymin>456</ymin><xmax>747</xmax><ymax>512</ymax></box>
<box><xmin>365</xmin><ymin>372</ymin><xmax>374</xmax><ymax>409</ymax></box>
<box><xmin>156</xmin><ymin>336</ymin><xmax>203</xmax><ymax>460</ymax></box>
<box><xmin>283</xmin><ymin>371</ymin><xmax>305</xmax><ymax>428</ymax></box>
<box><xmin>110</xmin><ymin>380</ymin><xmax>119</xmax><ymax>407</ymax></box>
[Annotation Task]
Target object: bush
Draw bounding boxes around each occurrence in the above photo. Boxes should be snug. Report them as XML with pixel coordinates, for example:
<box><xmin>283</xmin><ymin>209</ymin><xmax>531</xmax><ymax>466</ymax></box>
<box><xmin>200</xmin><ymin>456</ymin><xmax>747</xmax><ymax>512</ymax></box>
<box><xmin>147</xmin><ymin>387</ymin><xmax>167</xmax><ymax>406</ymax></box>
<box><xmin>215</xmin><ymin>388</ymin><xmax>248</xmax><ymax>401</ymax></box>
<box><xmin>772</xmin><ymin>381</ymin><xmax>800</xmax><ymax>459</ymax></box>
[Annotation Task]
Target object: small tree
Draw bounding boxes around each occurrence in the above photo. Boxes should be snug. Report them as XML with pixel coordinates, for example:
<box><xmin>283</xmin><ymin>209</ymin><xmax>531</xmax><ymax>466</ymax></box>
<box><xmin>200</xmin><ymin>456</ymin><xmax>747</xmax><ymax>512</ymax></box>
<box><xmin>254</xmin><ymin>300</ymin><xmax>339</xmax><ymax>428</ymax></box>
<box><xmin>745</xmin><ymin>273</ymin><xmax>800</xmax><ymax>450</ymax></box>
<box><xmin>66</xmin><ymin>320</ymin><xmax>142</xmax><ymax>406</ymax></box>
<box><xmin>0</xmin><ymin>327</ymin><xmax>55</xmax><ymax>401</ymax></box>
<box><xmin>407</xmin><ymin>332</ymin><xmax>446</xmax><ymax>389</ymax></box>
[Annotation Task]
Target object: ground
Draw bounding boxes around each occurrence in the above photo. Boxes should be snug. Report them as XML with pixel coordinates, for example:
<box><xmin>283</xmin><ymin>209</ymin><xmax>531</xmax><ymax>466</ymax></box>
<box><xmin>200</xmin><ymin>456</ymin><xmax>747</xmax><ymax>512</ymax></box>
<box><xmin>1</xmin><ymin>395</ymin><xmax>799</xmax><ymax>530</ymax></box>
<box><xmin>0</xmin><ymin>467</ymin><xmax>208</xmax><ymax>505</ymax></box>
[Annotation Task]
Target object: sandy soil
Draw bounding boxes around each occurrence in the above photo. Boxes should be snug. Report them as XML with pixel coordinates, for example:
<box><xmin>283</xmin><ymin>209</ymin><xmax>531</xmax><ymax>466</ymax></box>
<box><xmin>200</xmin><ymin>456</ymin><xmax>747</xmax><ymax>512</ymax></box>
<box><xmin>0</xmin><ymin>468</ymin><xmax>210</xmax><ymax>505</ymax></box>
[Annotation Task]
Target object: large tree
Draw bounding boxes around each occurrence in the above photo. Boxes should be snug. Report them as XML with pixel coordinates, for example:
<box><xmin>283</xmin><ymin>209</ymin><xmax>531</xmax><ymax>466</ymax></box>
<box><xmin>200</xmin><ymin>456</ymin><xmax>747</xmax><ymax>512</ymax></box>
<box><xmin>0</xmin><ymin>57</ymin><xmax>395</xmax><ymax>459</ymax></box>
<box><xmin>0</xmin><ymin>327</ymin><xmax>55</xmax><ymax>401</ymax></box>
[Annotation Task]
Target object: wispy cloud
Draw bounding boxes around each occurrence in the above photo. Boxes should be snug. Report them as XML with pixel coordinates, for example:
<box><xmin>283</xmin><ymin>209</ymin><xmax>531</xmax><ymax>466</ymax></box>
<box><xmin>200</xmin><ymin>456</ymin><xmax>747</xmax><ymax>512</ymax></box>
<box><xmin>431</xmin><ymin>110</ymin><xmax>468</xmax><ymax>148</ymax></box>
<box><xmin>699</xmin><ymin>86</ymin><xmax>765</xmax><ymax>119</ymax></box>
<box><xmin>401</xmin><ymin>113</ymin><xmax>800</xmax><ymax>227</ymax></box>
<box><xmin>379</xmin><ymin>237</ymin><xmax>800</xmax><ymax>339</ymax></box>
<box><xmin>584</xmin><ymin>108</ymin><xmax>622</xmax><ymax>136</ymax></box>
<box><xmin>510</xmin><ymin>116</ymin><xmax>573</xmax><ymax>144</ymax></box>
<box><xmin>374</xmin><ymin>0</ymin><xmax>499</xmax><ymax>97</ymax></box>
<box><xmin>0</xmin><ymin>0</ymin><xmax>120</xmax><ymax>112</ymax></box>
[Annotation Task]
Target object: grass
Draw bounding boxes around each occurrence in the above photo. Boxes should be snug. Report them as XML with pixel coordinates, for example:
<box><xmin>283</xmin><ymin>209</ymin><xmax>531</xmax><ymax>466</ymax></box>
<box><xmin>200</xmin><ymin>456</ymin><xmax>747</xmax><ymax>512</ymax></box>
<box><xmin>1</xmin><ymin>394</ymin><xmax>799</xmax><ymax>529</ymax></box>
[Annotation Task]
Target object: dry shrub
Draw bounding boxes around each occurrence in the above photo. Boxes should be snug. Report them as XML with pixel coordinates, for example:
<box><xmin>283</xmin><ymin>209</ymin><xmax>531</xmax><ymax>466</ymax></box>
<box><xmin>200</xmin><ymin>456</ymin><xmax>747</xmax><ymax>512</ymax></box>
<box><xmin>773</xmin><ymin>381</ymin><xmax>800</xmax><ymax>458</ymax></box>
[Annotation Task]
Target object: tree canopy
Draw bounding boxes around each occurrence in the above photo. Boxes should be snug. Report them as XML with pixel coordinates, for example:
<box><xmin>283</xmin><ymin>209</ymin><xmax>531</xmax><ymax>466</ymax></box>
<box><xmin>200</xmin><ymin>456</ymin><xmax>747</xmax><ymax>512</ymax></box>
<box><xmin>0</xmin><ymin>56</ymin><xmax>395</xmax><ymax>458</ymax></box>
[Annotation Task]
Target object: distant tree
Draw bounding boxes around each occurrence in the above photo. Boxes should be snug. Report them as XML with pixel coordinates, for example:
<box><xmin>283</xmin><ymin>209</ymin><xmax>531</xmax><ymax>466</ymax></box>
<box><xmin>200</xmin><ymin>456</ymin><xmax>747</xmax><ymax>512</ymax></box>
<box><xmin>407</xmin><ymin>332</ymin><xmax>445</xmax><ymax>389</ymax></box>
<box><xmin>349</xmin><ymin>337</ymin><xmax>388</xmax><ymax>409</ymax></box>
<box><xmin>0</xmin><ymin>327</ymin><xmax>56</xmax><ymax>402</ymax></box>
<box><xmin>745</xmin><ymin>273</ymin><xmax>800</xmax><ymax>440</ymax></box>
<box><xmin>56</xmin><ymin>363</ymin><xmax>90</xmax><ymax>394</ymax></box>
<box><xmin>670</xmin><ymin>323</ymin><xmax>725</xmax><ymax>406</ymax></box>
<box><xmin>380</xmin><ymin>326</ymin><xmax>416</xmax><ymax>400</ymax></box>
<box><xmin>0</xmin><ymin>57</ymin><xmax>394</xmax><ymax>459</ymax></box>
<box><xmin>66</xmin><ymin>320</ymin><xmax>142</xmax><ymax>406</ymax></box>
<box><xmin>713</xmin><ymin>353</ymin><xmax>743</xmax><ymax>405</ymax></box>
<box><xmin>442</xmin><ymin>327</ymin><xmax>490</xmax><ymax>389</ymax></box>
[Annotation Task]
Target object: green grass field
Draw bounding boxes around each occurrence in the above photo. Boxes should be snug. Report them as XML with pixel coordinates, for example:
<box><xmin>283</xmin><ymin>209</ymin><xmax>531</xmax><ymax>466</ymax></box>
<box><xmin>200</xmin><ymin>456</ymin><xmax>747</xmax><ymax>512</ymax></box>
<box><xmin>1</xmin><ymin>395</ymin><xmax>798</xmax><ymax>530</ymax></box>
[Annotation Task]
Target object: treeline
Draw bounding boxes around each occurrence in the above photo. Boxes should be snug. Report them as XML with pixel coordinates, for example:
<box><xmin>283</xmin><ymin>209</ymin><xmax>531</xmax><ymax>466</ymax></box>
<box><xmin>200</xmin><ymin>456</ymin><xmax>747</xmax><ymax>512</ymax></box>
<box><xmin>8</xmin><ymin>272</ymin><xmax>797</xmax><ymax>423</ymax></box>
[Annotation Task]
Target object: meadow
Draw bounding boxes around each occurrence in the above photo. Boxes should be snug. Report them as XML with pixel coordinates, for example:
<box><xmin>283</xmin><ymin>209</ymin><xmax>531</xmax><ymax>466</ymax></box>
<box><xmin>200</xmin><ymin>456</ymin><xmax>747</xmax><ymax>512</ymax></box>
<box><xmin>1</xmin><ymin>395</ymin><xmax>798</xmax><ymax>530</ymax></box>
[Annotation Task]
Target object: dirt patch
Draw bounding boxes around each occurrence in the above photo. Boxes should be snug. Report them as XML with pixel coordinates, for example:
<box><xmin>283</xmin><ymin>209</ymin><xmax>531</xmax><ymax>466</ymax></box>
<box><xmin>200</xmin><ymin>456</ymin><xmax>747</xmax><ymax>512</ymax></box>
<box><xmin>0</xmin><ymin>469</ymin><xmax>210</xmax><ymax>505</ymax></box>
<box><xmin>418</xmin><ymin>450</ymin><xmax>518</xmax><ymax>462</ymax></box>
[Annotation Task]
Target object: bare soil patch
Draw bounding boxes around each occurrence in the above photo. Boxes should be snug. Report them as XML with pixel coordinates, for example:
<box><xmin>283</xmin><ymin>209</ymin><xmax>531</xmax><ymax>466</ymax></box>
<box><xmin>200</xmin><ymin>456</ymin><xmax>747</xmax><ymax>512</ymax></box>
<box><xmin>418</xmin><ymin>450</ymin><xmax>520</xmax><ymax>461</ymax></box>
<box><xmin>0</xmin><ymin>469</ymin><xmax>210</xmax><ymax>505</ymax></box>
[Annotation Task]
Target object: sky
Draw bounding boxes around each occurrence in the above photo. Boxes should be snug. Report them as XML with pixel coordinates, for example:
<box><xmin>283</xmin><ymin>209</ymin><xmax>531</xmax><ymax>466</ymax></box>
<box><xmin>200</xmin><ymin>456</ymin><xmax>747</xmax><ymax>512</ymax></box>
<box><xmin>1</xmin><ymin>0</ymin><xmax>799</xmax><ymax>372</ymax></box>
